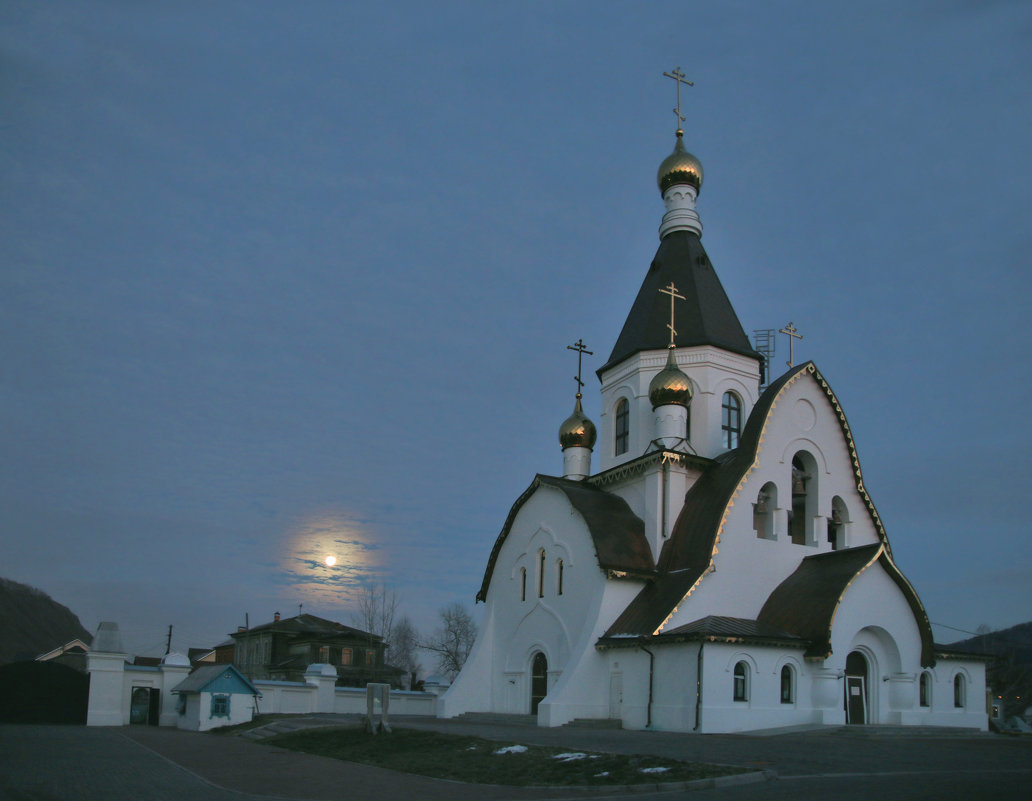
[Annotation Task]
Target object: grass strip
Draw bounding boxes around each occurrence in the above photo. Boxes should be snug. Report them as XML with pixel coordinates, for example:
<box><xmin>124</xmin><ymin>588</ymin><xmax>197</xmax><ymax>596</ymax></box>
<box><xmin>266</xmin><ymin>726</ymin><xmax>745</xmax><ymax>786</ymax></box>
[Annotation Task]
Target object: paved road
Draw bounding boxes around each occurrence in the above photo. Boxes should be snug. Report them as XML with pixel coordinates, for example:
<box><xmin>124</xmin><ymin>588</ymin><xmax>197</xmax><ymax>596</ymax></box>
<box><xmin>1</xmin><ymin>719</ymin><xmax>1029</xmax><ymax>801</ymax></box>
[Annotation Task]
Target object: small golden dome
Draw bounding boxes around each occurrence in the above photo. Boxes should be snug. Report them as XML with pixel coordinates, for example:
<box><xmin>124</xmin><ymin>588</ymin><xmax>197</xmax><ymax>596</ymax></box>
<box><xmin>657</xmin><ymin>133</ymin><xmax>703</xmax><ymax>195</ymax></box>
<box><xmin>559</xmin><ymin>396</ymin><xmax>597</xmax><ymax>450</ymax></box>
<box><xmin>649</xmin><ymin>348</ymin><xmax>692</xmax><ymax>409</ymax></box>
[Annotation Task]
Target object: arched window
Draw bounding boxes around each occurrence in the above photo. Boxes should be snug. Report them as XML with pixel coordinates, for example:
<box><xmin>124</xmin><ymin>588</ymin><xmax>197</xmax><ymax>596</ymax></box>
<box><xmin>828</xmin><ymin>496</ymin><xmax>848</xmax><ymax>550</ymax></box>
<box><xmin>954</xmin><ymin>674</ymin><xmax>966</xmax><ymax>708</ymax></box>
<box><xmin>919</xmin><ymin>671</ymin><xmax>931</xmax><ymax>708</ymax></box>
<box><xmin>614</xmin><ymin>398</ymin><xmax>629</xmax><ymax>455</ymax></box>
<box><xmin>538</xmin><ymin>549</ymin><xmax>546</xmax><ymax>598</ymax></box>
<box><xmin>721</xmin><ymin>392</ymin><xmax>742</xmax><ymax>449</ymax></box>
<box><xmin>780</xmin><ymin>664</ymin><xmax>794</xmax><ymax>704</ymax></box>
<box><xmin>520</xmin><ymin>567</ymin><xmax>527</xmax><ymax>602</ymax></box>
<box><xmin>754</xmin><ymin>481</ymin><xmax>778</xmax><ymax>540</ymax></box>
<box><xmin>733</xmin><ymin>661</ymin><xmax>749</xmax><ymax>701</ymax></box>
<box><xmin>556</xmin><ymin>559</ymin><xmax>564</xmax><ymax>596</ymax></box>
<box><xmin>789</xmin><ymin>451</ymin><xmax>817</xmax><ymax>546</ymax></box>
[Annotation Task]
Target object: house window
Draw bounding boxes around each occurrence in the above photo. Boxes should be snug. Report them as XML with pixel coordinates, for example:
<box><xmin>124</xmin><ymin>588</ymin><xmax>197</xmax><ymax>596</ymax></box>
<box><xmin>954</xmin><ymin>674</ymin><xmax>966</xmax><ymax>708</ymax></box>
<box><xmin>733</xmin><ymin>661</ymin><xmax>749</xmax><ymax>702</ymax></box>
<box><xmin>365</xmin><ymin>650</ymin><xmax>374</xmax><ymax>667</ymax></box>
<box><xmin>318</xmin><ymin>646</ymin><xmax>329</xmax><ymax>663</ymax></box>
<box><xmin>538</xmin><ymin>549</ymin><xmax>546</xmax><ymax>598</ymax></box>
<box><xmin>520</xmin><ymin>567</ymin><xmax>527</xmax><ymax>601</ymax></box>
<box><xmin>721</xmin><ymin>392</ymin><xmax>741</xmax><ymax>449</ymax></box>
<box><xmin>614</xmin><ymin>398</ymin><xmax>629</xmax><ymax>455</ymax></box>
<box><xmin>341</xmin><ymin>648</ymin><xmax>353</xmax><ymax>666</ymax></box>
<box><xmin>557</xmin><ymin>559</ymin><xmax>564</xmax><ymax>596</ymax></box>
<box><xmin>919</xmin><ymin>671</ymin><xmax>931</xmax><ymax>708</ymax></box>
<box><xmin>780</xmin><ymin>665</ymin><xmax>794</xmax><ymax>704</ymax></box>
<box><xmin>210</xmin><ymin>694</ymin><xmax>230</xmax><ymax>718</ymax></box>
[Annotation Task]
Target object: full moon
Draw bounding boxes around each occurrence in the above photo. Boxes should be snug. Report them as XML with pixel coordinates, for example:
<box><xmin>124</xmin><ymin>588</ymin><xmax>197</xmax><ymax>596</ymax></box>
<box><xmin>324</xmin><ymin>555</ymin><xmax>336</xmax><ymax>567</ymax></box>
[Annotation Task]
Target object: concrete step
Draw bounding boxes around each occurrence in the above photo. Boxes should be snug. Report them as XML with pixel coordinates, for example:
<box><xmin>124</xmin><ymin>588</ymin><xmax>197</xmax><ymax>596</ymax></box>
<box><xmin>563</xmin><ymin>718</ymin><xmax>623</xmax><ymax>730</ymax></box>
<box><xmin>455</xmin><ymin>712</ymin><xmax>537</xmax><ymax>726</ymax></box>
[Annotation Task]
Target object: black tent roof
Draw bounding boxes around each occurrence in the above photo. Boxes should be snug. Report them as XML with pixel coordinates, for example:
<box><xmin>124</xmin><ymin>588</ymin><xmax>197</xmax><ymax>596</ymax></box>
<box><xmin>599</xmin><ymin>230</ymin><xmax>760</xmax><ymax>375</ymax></box>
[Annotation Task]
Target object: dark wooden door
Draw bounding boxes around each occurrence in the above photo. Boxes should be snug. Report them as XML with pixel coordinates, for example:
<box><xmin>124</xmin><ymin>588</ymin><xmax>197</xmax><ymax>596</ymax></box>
<box><xmin>530</xmin><ymin>652</ymin><xmax>547</xmax><ymax>714</ymax></box>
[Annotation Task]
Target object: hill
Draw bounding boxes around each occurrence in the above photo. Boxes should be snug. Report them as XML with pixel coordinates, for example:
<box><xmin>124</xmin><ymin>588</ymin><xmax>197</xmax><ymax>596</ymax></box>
<box><xmin>0</xmin><ymin>578</ymin><xmax>92</xmax><ymax>664</ymax></box>
<box><xmin>948</xmin><ymin>621</ymin><xmax>1032</xmax><ymax>717</ymax></box>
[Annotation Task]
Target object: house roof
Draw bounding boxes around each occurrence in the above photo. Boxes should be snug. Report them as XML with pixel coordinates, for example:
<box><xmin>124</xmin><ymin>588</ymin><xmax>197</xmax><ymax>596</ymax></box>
<box><xmin>757</xmin><ymin>543</ymin><xmax>936</xmax><ymax>666</ymax></box>
<box><xmin>172</xmin><ymin>663</ymin><xmax>261</xmax><ymax>696</ymax></box>
<box><xmin>602</xmin><ymin>362</ymin><xmax>895</xmax><ymax>641</ymax></box>
<box><xmin>230</xmin><ymin>613</ymin><xmax>378</xmax><ymax>642</ymax></box>
<box><xmin>477</xmin><ymin>474</ymin><xmax>656</xmax><ymax>603</ymax></box>
<box><xmin>599</xmin><ymin>230</ymin><xmax>761</xmax><ymax>375</ymax></box>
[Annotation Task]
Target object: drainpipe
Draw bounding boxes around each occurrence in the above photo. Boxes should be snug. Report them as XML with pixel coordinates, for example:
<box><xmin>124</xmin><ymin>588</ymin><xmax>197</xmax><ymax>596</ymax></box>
<box><xmin>661</xmin><ymin>458</ymin><xmax>669</xmax><ymax>544</ymax></box>
<box><xmin>639</xmin><ymin>641</ymin><xmax>655</xmax><ymax>729</ymax></box>
<box><xmin>694</xmin><ymin>641</ymin><xmax>704</xmax><ymax>731</ymax></box>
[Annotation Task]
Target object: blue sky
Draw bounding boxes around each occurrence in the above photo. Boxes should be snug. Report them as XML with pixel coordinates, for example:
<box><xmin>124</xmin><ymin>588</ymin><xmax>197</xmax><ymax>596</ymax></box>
<box><xmin>2</xmin><ymin>1</ymin><xmax>1029</xmax><ymax>657</ymax></box>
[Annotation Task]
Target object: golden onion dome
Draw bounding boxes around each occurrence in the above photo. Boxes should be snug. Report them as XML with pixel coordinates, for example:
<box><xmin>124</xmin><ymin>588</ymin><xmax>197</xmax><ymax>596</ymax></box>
<box><xmin>657</xmin><ymin>133</ymin><xmax>703</xmax><ymax>195</ymax></box>
<box><xmin>559</xmin><ymin>395</ymin><xmax>597</xmax><ymax>451</ymax></box>
<box><xmin>649</xmin><ymin>348</ymin><xmax>692</xmax><ymax>409</ymax></box>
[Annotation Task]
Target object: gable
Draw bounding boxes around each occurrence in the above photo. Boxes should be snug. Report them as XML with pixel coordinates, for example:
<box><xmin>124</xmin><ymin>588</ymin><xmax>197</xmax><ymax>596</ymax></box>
<box><xmin>477</xmin><ymin>475</ymin><xmax>655</xmax><ymax>603</ymax></box>
<box><xmin>603</xmin><ymin>362</ymin><xmax>892</xmax><ymax>638</ymax></box>
<box><xmin>172</xmin><ymin>664</ymin><xmax>260</xmax><ymax>696</ymax></box>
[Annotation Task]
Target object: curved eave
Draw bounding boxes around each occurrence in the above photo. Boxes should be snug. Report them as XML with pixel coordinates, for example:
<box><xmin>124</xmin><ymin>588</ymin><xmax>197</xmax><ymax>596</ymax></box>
<box><xmin>476</xmin><ymin>475</ymin><xmax>654</xmax><ymax>603</ymax></box>
<box><xmin>757</xmin><ymin>543</ymin><xmax>936</xmax><ymax>667</ymax></box>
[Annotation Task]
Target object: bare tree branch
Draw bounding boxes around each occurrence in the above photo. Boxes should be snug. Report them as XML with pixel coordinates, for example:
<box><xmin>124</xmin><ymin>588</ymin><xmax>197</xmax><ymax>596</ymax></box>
<box><xmin>421</xmin><ymin>602</ymin><xmax>477</xmax><ymax>681</ymax></box>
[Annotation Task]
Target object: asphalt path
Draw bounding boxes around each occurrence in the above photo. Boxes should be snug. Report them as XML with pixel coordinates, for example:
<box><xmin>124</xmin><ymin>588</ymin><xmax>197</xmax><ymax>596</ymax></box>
<box><xmin>1</xmin><ymin>719</ymin><xmax>1029</xmax><ymax>801</ymax></box>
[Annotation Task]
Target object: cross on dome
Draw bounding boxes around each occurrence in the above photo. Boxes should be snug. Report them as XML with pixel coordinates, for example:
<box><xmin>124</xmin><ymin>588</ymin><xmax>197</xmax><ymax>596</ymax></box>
<box><xmin>663</xmin><ymin>67</ymin><xmax>694</xmax><ymax>135</ymax></box>
<box><xmin>566</xmin><ymin>338</ymin><xmax>593</xmax><ymax>398</ymax></box>
<box><xmin>779</xmin><ymin>322</ymin><xmax>804</xmax><ymax>368</ymax></box>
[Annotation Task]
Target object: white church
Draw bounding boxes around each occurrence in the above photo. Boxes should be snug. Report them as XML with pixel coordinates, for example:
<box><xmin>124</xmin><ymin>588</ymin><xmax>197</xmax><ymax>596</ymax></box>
<box><xmin>438</xmin><ymin>85</ymin><xmax>987</xmax><ymax>734</ymax></box>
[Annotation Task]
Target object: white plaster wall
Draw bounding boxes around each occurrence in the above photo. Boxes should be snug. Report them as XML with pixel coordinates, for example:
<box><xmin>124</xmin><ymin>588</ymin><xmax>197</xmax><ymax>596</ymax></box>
<box><xmin>598</xmin><ymin>346</ymin><xmax>761</xmax><ymax>470</ymax></box>
<box><xmin>697</xmin><ymin>643</ymin><xmax>815</xmax><ymax>733</ymax></box>
<box><xmin>85</xmin><ymin>652</ymin><xmax>129</xmax><ymax>726</ymax></box>
<box><xmin>664</xmin><ymin>371</ymin><xmax>884</xmax><ymax>628</ymax></box>
<box><xmin>440</xmin><ymin>484</ymin><xmax>647</xmax><ymax>725</ymax></box>
<box><xmin>190</xmin><ymin>690</ymin><xmax>256</xmax><ymax>732</ymax></box>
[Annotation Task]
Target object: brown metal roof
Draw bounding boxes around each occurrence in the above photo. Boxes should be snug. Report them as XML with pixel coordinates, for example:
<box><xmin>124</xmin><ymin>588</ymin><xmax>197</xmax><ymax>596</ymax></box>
<box><xmin>757</xmin><ymin>543</ymin><xmax>936</xmax><ymax>666</ymax></box>
<box><xmin>476</xmin><ymin>475</ymin><xmax>655</xmax><ymax>603</ymax></box>
<box><xmin>602</xmin><ymin>362</ymin><xmax>895</xmax><ymax>641</ymax></box>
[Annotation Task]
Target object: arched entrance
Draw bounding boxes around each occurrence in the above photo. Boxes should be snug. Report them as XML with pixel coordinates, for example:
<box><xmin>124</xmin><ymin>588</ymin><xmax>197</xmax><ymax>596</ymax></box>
<box><xmin>844</xmin><ymin>651</ymin><xmax>869</xmax><ymax>724</ymax></box>
<box><xmin>530</xmin><ymin>652</ymin><xmax>548</xmax><ymax>714</ymax></box>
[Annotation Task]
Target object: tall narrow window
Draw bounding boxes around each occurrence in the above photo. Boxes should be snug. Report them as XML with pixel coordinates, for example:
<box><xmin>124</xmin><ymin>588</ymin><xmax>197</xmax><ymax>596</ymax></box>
<box><xmin>780</xmin><ymin>665</ymin><xmax>794</xmax><ymax>703</ymax></box>
<box><xmin>733</xmin><ymin>661</ymin><xmax>749</xmax><ymax>701</ymax></box>
<box><xmin>341</xmin><ymin>648</ymin><xmax>353</xmax><ymax>666</ymax></box>
<box><xmin>557</xmin><ymin>559</ymin><xmax>564</xmax><ymax>596</ymax></box>
<box><xmin>366</xmin><ymin>650</ymin><xmax>374</xmax><ymax>666</ymax></box>
<box><xmin>538</xmin><ymin>549</ymin><xmax>546</xmax><ymax>598</ymax></box>
<box><xmin>721</xmin><ymin>392</ymin><xmax>742</xmax><ymax>449</ymax></box>
<box><xmin>318</xmin><ymin>646</ymin><xmax>329</xmax><ymax>663</ymax></box>
<box><xmin>954</xmin><ymin>674</ymin><xmax>966</xmax><ymax>708</ymax></box>
<box><xmin>614</xmin><ymin>399</ymin><xmax>629</xmax><ymax>455</ymax></box>
<box><xmin>520</xmin><ymin>567</ymin><xmax>527</xmax><ymax>601</ymax></box>
<box><xmin>789</xmin><ymin>452</ymin><xmax>817</xmax><ymax>546</ymax></box>
<box><xmin>919</xmin><ymin>672</ymin><xmax>931</xmax><ymax>707</ymax></box>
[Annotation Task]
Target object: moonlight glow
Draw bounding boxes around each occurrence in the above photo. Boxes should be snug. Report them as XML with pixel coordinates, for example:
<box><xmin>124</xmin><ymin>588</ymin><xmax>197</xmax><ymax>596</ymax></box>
<box><xmin>324</xmin><ymin>555</ymin><xmax>336</xmax><ymax>567</ymax></box>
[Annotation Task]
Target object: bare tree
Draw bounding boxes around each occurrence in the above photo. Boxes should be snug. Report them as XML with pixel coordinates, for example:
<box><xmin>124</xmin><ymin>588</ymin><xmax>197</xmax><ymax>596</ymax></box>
<box><xmin>389</xmin><ymin>616</ymin><xmax>422</xmax><ymax>689</ymax></box>
<box><xmin>422</xmin><ymin>602</ymin><xmax>477</xmax><ymax>680</ymax></box>
<box><xmin>352</xmin><ymin>583</ymin><xmax>398</xmax><ymax>642</ymax></box>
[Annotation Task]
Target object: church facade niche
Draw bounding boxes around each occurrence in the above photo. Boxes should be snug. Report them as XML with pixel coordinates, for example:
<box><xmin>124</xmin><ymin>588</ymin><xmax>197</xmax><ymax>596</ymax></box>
<box><xmin>753</xmin><ymin>481</ymin><xmax>778</xmax><ymax>540</ymax></box>
<box><xmin>828</xmin><ymin>495</ymin><xmax>849</xmax><ymax>550</ymax></box>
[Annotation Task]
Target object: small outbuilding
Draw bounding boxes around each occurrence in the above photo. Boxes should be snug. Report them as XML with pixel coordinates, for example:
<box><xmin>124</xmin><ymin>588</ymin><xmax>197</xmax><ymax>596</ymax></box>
<box><xmin>172</xmin><ymin>663</ymin><xmax>261</xmax><ymax>731</ymax></box>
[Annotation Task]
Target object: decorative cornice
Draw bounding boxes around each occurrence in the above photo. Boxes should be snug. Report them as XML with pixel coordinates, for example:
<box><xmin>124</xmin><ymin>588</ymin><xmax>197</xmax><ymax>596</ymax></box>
<box><xmin>589</xmin><ymin>449</ymin><xmax>711</xmax><ymax>489</ymax></box>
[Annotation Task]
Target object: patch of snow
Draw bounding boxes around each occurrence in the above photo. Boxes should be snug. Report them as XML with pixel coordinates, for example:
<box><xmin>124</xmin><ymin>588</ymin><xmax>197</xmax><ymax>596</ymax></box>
<box><xmin>638</xmin><ymin>766</ymin><xmax>670</xmax><ymax>774</ymax></box>
<box><xmin>553</xmin><ymin>752</ymin><xmax>587</xmax><ymax>761</ymax></box>
<box><xmin>493</xmin><ymin>745</ymin><xmax>528</xmax><ymax>755</ymax></box>
<box><xmin>594</xmin><ymin>772</ymin><xmax>610</xmax><ymax>778</ymax></box>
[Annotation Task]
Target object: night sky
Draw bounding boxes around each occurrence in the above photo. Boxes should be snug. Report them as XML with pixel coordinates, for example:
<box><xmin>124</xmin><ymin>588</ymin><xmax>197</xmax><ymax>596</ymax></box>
<box><xmin>2</xmin><ymin>1</ymin><xmax>1029</xmax><ymax>657</ymax></box>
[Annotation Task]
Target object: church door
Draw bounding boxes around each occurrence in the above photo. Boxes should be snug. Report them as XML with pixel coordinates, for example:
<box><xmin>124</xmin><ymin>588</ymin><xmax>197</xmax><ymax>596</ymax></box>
<box><xmin>844</xmin><ymin>651</ymin><xmax>868</xmax><ymax>725</ymax></box>
<box><xmin>530</xmin><ymin>652</ymin><xmax>548</xmax><ymax>714</ymax></box>
<box><xmin>129</xmin><ymin>687</ymin><xmax>160</xmax><ymax>725</ymax></box>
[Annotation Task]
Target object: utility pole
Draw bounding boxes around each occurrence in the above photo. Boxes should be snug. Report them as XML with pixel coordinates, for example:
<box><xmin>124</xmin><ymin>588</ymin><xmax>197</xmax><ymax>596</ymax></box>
<box><xmin>165</xmin><ymin>624</ymin><xmax>173</xmax><ymax>655</ymax></box>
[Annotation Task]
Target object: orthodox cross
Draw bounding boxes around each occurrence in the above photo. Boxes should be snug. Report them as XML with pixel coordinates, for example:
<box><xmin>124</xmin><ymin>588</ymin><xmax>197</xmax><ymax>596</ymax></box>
<box><xmin>663</xmin><ymin>66</ymin><xmax>694</xmax><ymax>133</ymax></box>
<box><xmin>779</xmin><ymin>322</ymin><xmax>804</xmax><ymax>368</ymax></box>
<box><xmin>566</xmin><ymin>338</ymin><xmax>593</xmax><ymax>398</ymax></box>
<box><xmin>659</xmin><ymin>282</ymin><xmax>686</xmax><ymax>347</ymax></box>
